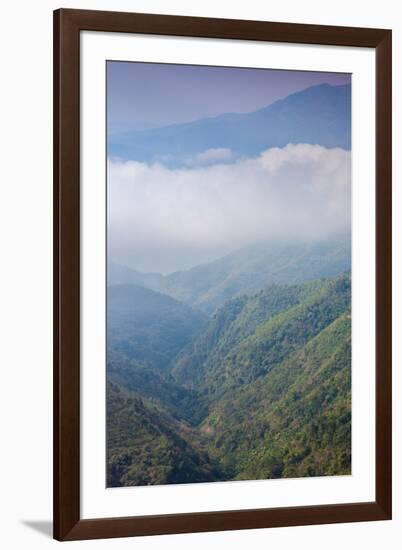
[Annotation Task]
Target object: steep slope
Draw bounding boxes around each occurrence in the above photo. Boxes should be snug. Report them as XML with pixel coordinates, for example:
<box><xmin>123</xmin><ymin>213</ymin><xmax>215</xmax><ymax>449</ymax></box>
<box><xmin>109</xmin><ymin>83</ymin><xmax>351</xmax><ymax>165</ymax></box>
<box><xmin>107</xmin><ymin>284</ymin><xmax>206</xmax><ymax>371</ymax></box>
<box><xmin>108</xmin><ymin>351</ymin><xmax>207</xmax><ymax>424</ymax></box>
<box><xmin>107</xmin><ymin>382</ymin><xmax>222</xmax><ymax>486</ymax></box>
<box><xmin>202</xmin><ymin>314</ymin><xmax>351</xmax><ymax>479</ymax></box>
<box><xmin>172</xmin><ymin>279</ymin><xmax>323</xmax><ymax>388</ymax></box>
<box><xmin>173</xmin><ymin>273</ymin><xmax>351</xmax><ymax>399</ymax></box>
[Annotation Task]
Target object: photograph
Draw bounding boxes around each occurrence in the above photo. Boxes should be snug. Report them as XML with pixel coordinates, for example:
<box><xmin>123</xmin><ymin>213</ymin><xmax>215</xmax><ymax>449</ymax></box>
<box><xmin>106</xmin><ymin>61</ymin><xmax>352</xmax><ymax>488</ymax></box>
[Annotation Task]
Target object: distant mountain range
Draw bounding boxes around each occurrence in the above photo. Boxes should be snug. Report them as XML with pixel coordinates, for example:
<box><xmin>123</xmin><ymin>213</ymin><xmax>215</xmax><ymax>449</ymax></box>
<box><xmin>108</xmin><ymin>83</ymin><xmax>351</xmax><ymax>165</ymax></box>
<box><xmin>108</xmin><ymin>238</ymin><xmax>351</xmax><ymax>314</ymax></box>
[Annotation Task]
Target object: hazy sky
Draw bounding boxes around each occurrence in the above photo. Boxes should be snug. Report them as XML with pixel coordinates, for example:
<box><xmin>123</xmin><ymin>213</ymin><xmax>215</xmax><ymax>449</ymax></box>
<box><xmin>107</xmin><ymin>62</ymin><xmax>351</xmax><ymax>135</ymax></box>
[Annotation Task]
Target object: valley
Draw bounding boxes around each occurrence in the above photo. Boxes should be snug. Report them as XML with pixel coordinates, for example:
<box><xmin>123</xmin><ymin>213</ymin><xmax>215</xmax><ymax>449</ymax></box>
<box><xmin>106</xmin><ymin>245</ymin><xmax>351</xmax><ymax>486</ymax></box>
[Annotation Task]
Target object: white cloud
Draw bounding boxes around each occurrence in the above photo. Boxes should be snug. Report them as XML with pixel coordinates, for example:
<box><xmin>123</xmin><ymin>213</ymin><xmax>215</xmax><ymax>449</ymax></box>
<box><xmin>190</xmin><ymin>148</ymin><xmax>235</xmax><ymax>165</ymax></box>
<box><xmin>107</xmin><ymin>144</ymin><xmax>351</xmax><ymax>273</ymax></box>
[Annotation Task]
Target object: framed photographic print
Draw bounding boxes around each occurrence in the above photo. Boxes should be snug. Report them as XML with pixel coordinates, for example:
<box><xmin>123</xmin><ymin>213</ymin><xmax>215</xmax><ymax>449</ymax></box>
<box><xmin>53</xmin><ymin>8</ymin><xmax>392</xmax><ymax>541</ymax></box>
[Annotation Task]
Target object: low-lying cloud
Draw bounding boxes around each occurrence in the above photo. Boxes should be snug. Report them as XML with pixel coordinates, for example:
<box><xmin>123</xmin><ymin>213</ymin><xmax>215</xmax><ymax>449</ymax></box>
<box><xmin>108</xmin><ymin>144</ymin><xmax>351</xmax><ymax>274</ymax></box>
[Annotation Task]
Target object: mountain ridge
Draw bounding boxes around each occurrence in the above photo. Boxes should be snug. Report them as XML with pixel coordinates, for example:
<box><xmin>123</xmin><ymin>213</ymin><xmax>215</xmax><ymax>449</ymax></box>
<box><xmin>173</xmin><ymin>272</ymin><xmax>351</xmax><ymax>397</ymax></box>
<box><xmin>109</xmin><ymin>238</ymin><xmax>351</xmax><ymax>314</ymax></box>
<box><xmin>108</xmin><ymin>83</ymin><xmax>351</xmax><ymax>165</ymax></box>
<box><xmin>107</xmin><ymin>283</ymin><xmax>206</xmax><ymax>371</ymax></box>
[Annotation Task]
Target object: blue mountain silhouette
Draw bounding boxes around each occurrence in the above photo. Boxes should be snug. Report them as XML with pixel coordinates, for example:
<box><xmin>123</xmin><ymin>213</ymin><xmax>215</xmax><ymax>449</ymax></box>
<box><xmin>108</xmin><ymin>83</ymin><xmax>351</xmax><ymax>165</ymax></box>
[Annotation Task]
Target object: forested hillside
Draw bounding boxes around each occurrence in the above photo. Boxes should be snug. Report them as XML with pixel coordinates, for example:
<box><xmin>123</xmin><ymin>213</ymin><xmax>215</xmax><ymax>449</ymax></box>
<box><xmin>107</xmin><ymin>272</ymin><xmax>351</xmax><ymax>486</ymax></box>
<box><xmin>108</xmin><ymin>352</ymin><xmax>207</xmax><ymax>424</ymax></box>
<box><xmin>202</xmin><ymin>314</ymin><xmax>351</xmax><ymax>479</ymax></box>
<box><xmin>107</xmin><ymin>382</ymin><xmax>222</xmax><ymax>486</ymax></box>
<box><xmin>174</xmin><ymin>274</ymin><xmax>350</xmax><ymax>394</ymax></box>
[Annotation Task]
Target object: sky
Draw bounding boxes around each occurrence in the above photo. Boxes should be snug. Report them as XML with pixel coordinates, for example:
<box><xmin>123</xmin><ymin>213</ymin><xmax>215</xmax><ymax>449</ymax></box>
<box><xmin>107</xmin><ymin>62</ymin><xmax>351</xmax><ymax>274</ymax></box>
<box><xmin>107</xmin><ymin>61</ymin><xmax>351</xmax><ymax>135</ymax></box>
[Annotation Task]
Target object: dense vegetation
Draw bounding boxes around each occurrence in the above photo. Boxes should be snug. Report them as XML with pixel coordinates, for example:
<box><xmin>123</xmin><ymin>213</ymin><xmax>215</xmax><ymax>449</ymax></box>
<box><xmin>107</xmin><ymin>269</ymin><xmax>351</xmax><ymax>487</ymax></box>
<box><xmin>202</xmin><ymin>314</ymin><xmax>351</xmax><ymax>479</ymax></box>
<box><xmin>107</xmin><ymin>382</ymin><xmax>222</xmax><ymax>486</ymax></box>
<box><xmin>173</xmin><ymin>275</ymin><xmax>349</xmax><ymax>393</ymax></box>
<box><xmin>108</xmin><ymin>351</ymin><xmax>207</xmax><ymax>424</ymax></box>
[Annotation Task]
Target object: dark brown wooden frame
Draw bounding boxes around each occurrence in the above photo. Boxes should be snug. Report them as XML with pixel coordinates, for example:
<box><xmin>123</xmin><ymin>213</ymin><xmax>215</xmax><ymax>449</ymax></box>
<box><xmin>54</xmin><ymin>8</ymin><xmax>392</xmax><ymax>541</ymax></box>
